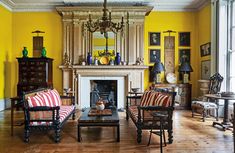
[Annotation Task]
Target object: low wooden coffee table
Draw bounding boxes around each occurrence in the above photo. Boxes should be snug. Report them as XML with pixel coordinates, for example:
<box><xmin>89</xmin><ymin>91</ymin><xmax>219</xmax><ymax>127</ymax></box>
<box><xmin>77</xmin><ymin>108</ymin><xmax>120</xmax><ymax>142</ymax></box>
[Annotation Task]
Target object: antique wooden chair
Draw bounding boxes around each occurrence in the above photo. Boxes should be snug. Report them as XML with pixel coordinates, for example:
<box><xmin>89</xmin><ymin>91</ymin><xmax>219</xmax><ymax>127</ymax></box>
<box><xmin>126</xmin><ymin>89</ymin><xmax>176</xmax><ymax>144</ymax></box>
<box><xmin>191</xmin><ymin>73</ymin><xmax>224</xmax><ymax>121</ymax></box>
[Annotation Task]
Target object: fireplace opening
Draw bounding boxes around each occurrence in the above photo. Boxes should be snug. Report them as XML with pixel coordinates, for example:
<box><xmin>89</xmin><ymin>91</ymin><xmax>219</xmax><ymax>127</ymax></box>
<box><xmin>90</xmin><ymin>80</ymin><xmax>117</xmax><ymax>108</ymax></box>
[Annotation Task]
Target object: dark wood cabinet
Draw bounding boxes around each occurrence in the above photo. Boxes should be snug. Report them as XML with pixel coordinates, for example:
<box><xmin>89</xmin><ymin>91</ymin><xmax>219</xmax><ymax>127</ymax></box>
<box><xmin>17</xmin><ymin>57</ymin><xmax>53</xmax><ymax>97</ymax></box>
<box><xmin>151</xmin><ymin>83</ymin><xmax>192</xmax><ymax>109</ymax></box>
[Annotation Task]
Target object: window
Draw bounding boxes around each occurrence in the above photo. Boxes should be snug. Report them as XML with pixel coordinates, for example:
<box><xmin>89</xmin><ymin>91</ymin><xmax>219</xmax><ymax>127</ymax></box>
<box><xmin>228</xmin><ymin>0</ymin><xmax>235</xmax><ymax>92</ymax></box>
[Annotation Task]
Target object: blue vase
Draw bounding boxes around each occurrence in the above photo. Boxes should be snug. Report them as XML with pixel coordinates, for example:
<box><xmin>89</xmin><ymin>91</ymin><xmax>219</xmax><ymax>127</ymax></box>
<box><xmin>115</xmin><ymin>52</ymin><xmax>121</xmax><ymax>65</ymax></box>
<box><xmin>87</xmin><ymin>52</ymin><xmax>92</xmax><ymax>65</ymax></box>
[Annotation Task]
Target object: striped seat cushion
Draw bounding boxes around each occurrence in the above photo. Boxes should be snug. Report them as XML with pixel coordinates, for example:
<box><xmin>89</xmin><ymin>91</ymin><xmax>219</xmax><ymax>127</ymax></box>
<box><xmin>30</xmin><ymin>105</ymin><xmax>75</xmax><ymax>126</ymax></box>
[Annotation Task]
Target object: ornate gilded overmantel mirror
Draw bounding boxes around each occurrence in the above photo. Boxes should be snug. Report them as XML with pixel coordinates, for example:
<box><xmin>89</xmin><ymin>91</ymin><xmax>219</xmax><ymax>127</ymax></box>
<box><xmin>56</xmin><ymin>3</ymin><xmax>153</xmax><ymax>65</ymax></box>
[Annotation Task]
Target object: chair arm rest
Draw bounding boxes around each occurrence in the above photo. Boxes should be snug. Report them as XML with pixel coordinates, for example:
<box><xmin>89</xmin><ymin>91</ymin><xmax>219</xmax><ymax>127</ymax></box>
<box><xmin>27</xmin><ymin>106</ymin><xmax>60</xmax><ymax>111</ymax></box>
<box><xmin>126</xmin><ymin>95</ymin><xmax>142</xmax><ymax>99</ymax></box>
<box><xmin>137</xmin><ymin>105</ymin><xmax>174</xmax><ymax>111</ymax></box>
<box><xmin>60</xmin><ymin>95</ymin><xmax>75</xmax><ymax>105</ymax></box>
<box><xmin>126</xmin><ymin>95</ymin><xmax>142</xmax><ymax>108</ymax></box>
<box><xmin>136</xmin><ymin>106</ymin><xmax>174</xmax><ymax>122</ymax></box>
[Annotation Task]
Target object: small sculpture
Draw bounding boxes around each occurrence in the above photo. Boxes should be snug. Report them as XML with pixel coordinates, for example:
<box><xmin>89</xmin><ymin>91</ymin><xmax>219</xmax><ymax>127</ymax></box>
<box><xmin>136</xmin><ymin>57</ymin><xmax>144</xmax><ymax>65</ymax></box>
<box><xmin>63</xmin><ymin>52</ymin><xmax>70</xmax><ymax>66</ymax></box>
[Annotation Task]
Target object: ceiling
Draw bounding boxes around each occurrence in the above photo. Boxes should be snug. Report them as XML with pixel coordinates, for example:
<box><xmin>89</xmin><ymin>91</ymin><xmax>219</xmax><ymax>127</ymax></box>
<box><xmin>0</xmin><ymin>0</ymin><xmax>210</xmax><ymax>12</ymax></box>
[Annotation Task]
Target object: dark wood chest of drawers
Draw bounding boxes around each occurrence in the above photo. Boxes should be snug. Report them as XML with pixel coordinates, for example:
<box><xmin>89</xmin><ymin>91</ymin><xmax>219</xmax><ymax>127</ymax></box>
<box><xmin>17</xmin><ymin>57</ymin><xmax>53</xmax><ymax>97</ymax></box>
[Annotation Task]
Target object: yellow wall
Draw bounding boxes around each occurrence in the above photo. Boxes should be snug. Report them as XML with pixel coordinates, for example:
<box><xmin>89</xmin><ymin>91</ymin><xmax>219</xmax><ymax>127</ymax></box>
<box><xmin>197</xmin><ymin>4</ymin><xmax>211</xmax><ymax>79</ymax></box>
<box><xmin>0</xmin><ymin>4</ymin><xmax>211</xmax><ymax>100</ymax></box>
<box><xmin>144</xmin><ymin>11</ymin><xmax>198</xmax><ymax>97</ymax></box>
<box><xmin>11</xmin><ymin>12</ymin><xmax>62</xmax><ymax>95</ymax></box>
<box><xmin>0</xmin><ymin>5</ymin><xmax>12</xmax><ymax>99</ymax></box>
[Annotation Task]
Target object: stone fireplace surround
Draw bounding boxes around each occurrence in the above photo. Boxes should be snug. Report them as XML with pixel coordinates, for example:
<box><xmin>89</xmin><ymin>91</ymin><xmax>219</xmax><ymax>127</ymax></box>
<box><xmin>59</xmin><ymin>65</ymin><xmax>147</xmax><ymax>109</ymax></box>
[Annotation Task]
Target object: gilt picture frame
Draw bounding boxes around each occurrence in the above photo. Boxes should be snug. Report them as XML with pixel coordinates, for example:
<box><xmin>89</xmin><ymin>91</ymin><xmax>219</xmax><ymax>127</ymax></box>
<box><xmin>201</xmin><ymin>60</ymin><xmax>211</xmax><ymax>80</ymax></box>
<box><xmin>179</xmin><ymin>32</ymin><xmax>190</xmax><ymax>47</ymax></box>
<box><xmin>200</xmin><ymin>42</ymin><xmax>211</xmax><ymax>57</ymax></box>
<box><xmin>149</xmin><ymin>49</ymin><xmax>161</xmax><ymax>63</ymax></box>
<box><xmin>179</xmin><ymin>49</ymin><xmax>190</xmax><ymax>65</ymax></box>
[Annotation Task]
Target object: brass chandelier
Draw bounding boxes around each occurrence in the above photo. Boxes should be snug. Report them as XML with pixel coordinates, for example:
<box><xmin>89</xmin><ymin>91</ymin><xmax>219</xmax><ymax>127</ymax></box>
<box><xmin>86</xmin><ymin>0</ymin><xmax>125</xmax><ymax>35</ymax></box>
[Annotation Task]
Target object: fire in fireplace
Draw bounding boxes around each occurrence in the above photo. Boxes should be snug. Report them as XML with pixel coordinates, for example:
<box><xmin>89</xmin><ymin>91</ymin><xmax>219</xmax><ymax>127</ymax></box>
<box><xmin>90</xmin><ymin>80</ymin><xmax>117</xmax><ymax>108</ymax></box>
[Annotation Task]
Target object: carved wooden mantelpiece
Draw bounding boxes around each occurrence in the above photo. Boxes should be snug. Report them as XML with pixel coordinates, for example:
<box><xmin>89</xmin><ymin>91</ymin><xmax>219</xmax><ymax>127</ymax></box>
<box><xmin>56</xmin><ymin>5</ymin><xmax>153</xmax><ymax>65</ymax></box>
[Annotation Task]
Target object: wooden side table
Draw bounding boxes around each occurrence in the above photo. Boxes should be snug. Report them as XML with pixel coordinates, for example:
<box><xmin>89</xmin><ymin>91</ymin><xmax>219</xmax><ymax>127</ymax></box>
<box><xmin>10</xmin><ymin>97</ymin><xmax>23</xmax><ymax>136</ymax></box>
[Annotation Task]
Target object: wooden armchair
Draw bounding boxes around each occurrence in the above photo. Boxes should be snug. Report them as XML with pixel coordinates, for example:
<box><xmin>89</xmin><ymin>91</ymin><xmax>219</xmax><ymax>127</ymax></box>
<box><xmin>191</xmin><ymin>73</ymin><xmax>223</xmax><ymax>121</ymax></box>
<box><xmin>23</xmin><ymin>88</ymin><xmax>76</xmax><ymax>143</ymax></box>
<box><xmin>126</xmin><ymin>90</ymin><xmax>176</xmax><ymax>144</ymax></box>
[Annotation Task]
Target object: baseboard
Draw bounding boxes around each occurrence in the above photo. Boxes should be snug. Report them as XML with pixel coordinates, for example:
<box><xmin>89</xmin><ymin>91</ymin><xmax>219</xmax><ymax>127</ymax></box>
<box><xmin>0</xmin><ymin>98</ymin><xmax>11</xmax><ymax>111</ymax></box>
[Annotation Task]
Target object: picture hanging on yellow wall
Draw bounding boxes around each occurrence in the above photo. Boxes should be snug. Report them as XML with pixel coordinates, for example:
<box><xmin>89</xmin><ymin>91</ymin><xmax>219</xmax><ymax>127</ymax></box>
<box><xmin>149</xmin><ymin>32</ymin><xmax>161</xmax><ymax>46</ymax></box>
<box><xmin>149</xmin><ymin>49</ymin><xmax>161</xmax><ymax>63</ymax></box>
<box><xmin>179</xmin><ymin>32</ymin><xmax>190</xmax><ymax>47</ymax></box>
<box><xmin>179</xmin><ymin>49</ymin><xmax>191</xmax><ymax>80</ymax></box>
<box><xmin>200</xmin><ymin>42</ymin><xmax>211</xmax><ymax>57</ymax></box>
<box><xmin>179</xmin><ymin>49</ymin><xmax>190</xmax><ymax>65</ymax></box>
<box><xmin>201</xmin><ymin>60</ymin><xmax>211</xmax><ymax>80</ymax></box>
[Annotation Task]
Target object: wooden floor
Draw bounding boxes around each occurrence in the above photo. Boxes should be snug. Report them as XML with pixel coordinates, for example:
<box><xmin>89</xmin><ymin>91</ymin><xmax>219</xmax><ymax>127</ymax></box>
<box><xmin>0</xmin><ymin>109</ymin><xmax>233</xmax><ymax>153</ymax></box>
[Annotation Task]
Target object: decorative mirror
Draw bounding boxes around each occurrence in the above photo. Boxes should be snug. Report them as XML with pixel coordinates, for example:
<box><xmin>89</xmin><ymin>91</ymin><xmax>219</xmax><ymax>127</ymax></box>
<box><xmin>92</xmin><ymin>31</ymin><xmax>116</xmax><ymax>64</ymax></box>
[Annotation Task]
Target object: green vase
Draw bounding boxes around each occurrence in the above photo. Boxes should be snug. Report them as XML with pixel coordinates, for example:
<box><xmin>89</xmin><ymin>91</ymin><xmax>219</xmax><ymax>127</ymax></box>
<box><xmin>22</xmin><ymin>47</ymin><xmax>28</xmax><ymax>58</ymax></box>
<box><xmin>41</xmin><ymin>47</ymin><xmax>47</xmax><ymax>57</ymax></box>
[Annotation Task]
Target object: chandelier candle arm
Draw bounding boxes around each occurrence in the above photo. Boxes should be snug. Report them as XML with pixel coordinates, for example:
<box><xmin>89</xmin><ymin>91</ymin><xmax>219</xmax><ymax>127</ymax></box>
<box><xmin>85</xmin><ymin>0</ymin><xmax>127</xmax><ymax>55</ymax></box>
<box><xmin>86</xmin><ymin>0</ymin><xmax>126</xmax><ymax>34</ymax></box>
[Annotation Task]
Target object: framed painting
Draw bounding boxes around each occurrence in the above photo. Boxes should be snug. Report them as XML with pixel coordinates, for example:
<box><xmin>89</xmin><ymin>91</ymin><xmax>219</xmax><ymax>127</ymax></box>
<box><xmin>149</xmin><ymin>49</ymin><xmax>161</xmax><ymax>63</ymax></box>
<box><xmin>200</xmin><ymin>42</ymin><xmax>211</xmax><ymax>57</ymax></box>
<box><xmin>164</xmin><ymin>36</ymin><xmax>175</xmax><ymax>74</ymax></box>
<box><xmin>201</xmin><ymin>60</ymin><xmax>211</xmax><ymax>80</ymax></box>
<box><xmin>179</xmin><ymin>32</ymin><xmax>190</xmax><ymax>47</ymax></box>
<box><xmin>179</xmin><ymin>49</ymin><xmax>190</xmax><ymax>65</ymax></box>
<box><xmin>149</xmin><ymin>32</ymin><xmax>161</xmax><ymax>46</ymax></box>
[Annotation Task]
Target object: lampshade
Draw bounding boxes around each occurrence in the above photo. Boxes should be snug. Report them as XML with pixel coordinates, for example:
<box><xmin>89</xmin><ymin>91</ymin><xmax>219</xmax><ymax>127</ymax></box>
<box><xmin>152</xmin><ymin>60</ymin><xmax>165</xmax><ymax>73</ymax></box>
<box><xmin>179</xmin><ymin>62</ymin><xmax>193</xmax><ymax>72</ymax></box>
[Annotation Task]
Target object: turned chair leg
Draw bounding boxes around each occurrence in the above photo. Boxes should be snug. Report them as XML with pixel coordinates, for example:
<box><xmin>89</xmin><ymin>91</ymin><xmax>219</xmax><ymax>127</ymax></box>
<box><xmin>202</xmin><ymin>109</ymin><xmax>206</xmax><ymax>122</ymax></box>
<box><xmin>24</xmin><ymin>128</ymin><xmax>30</xmax><ymax>143</ymax></box>
<box><xmin>192</xmin><ymin>107</ymin><xmax>195</xmax><ymax>117</ymax></box>
<box><xmin>216</xmin><ymin>107</ymin><xmax>219</xmax><ymax>121</ymax></box>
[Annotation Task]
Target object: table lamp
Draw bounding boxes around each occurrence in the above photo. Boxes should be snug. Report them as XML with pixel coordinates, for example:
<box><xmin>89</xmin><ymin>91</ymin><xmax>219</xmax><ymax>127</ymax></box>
<box><xmin>179</xmin><ymin>62</ymin><xmax>193</xmax><ymax>83</ymax></box>
<box><xmin>152</xmin><ymin>60</ymin><xmax>165</xmax><ymax>84</ymax></box>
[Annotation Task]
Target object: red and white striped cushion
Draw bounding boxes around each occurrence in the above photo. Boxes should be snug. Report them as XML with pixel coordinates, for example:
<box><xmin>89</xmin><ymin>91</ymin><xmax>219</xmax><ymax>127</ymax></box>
<box><xmin>30</xmin><ymin>105</ymin><xmax>75</xmax><ymax>126</ymax></box>
<box><xmin>37</xmin><ymin>89</ymin><xmax>61</xmax><ymax>107</ymax></box>
<box><xmin>140</xmin><ymin>91</ymin><xmax>159</xmax><ymax>106</ymax></box>
<box><xmin>140</xmin><ymin>91</ymin><xmax>172</xmax><ymax>107</ymax></box>
<box><xmin>59</xmin><ymin>105</ymin><xmax>75</xmax><ymax>122</ymax></box>
<box><xmin>153</xmin><ymin>93</ymin><xmax>172</xmax><ymax>107</ymax></box>
<box><xmin>140</xmin><ymin>90</ymin><xmax>153</xmax><ymax>106</ymax></box>
<box><xmin>49</xmin><ymin>89</ymin><xmax>62</xmax><ymax>106</ymax></box>
<box><xmin>38</xmin><ymin>91</ymin><xmax>55</xmax><ymax>107</ymax></box>
<box><xmin>27</xmin><ymin>94</ymin><xmax>45</xmax><ymax>107</ymax></box>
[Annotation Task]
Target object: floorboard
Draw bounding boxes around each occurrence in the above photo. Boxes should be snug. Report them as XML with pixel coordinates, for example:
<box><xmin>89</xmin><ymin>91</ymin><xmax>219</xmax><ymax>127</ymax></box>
<box><xmin>0</xmin><ymin>110</ymin><xmax>233</xmax><ymax>153</ymax></box>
